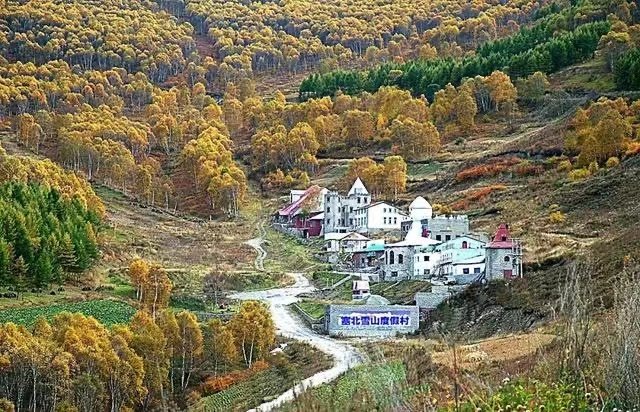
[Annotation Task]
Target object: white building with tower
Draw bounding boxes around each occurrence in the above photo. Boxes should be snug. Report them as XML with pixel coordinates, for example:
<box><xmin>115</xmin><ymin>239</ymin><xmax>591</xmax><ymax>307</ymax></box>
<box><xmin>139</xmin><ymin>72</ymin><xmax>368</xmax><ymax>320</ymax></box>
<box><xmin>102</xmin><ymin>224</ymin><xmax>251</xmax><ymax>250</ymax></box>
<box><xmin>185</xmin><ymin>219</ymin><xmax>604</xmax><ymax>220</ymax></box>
<box><xmin>324</xmin><ymin>178</ymin><xmax>408</xmax><ymax>234</ymax></box>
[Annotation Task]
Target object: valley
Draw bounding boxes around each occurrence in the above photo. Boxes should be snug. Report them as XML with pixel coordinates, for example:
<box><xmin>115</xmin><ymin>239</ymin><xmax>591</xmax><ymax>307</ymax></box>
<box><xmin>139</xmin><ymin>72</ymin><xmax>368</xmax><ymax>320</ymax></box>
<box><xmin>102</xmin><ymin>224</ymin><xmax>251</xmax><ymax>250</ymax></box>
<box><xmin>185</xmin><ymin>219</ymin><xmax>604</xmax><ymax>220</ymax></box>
<box><xmin>0</xmin><ymin>0</ymin><xmax>640</xmax><ymax>410</ymax></box>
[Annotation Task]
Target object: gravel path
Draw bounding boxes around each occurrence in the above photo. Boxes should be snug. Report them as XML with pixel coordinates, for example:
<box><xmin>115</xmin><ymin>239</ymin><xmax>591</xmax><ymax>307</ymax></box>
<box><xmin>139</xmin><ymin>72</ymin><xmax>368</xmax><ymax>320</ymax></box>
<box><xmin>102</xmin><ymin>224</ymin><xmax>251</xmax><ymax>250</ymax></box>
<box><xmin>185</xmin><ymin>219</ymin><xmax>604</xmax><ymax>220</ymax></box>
<box><xmin>245</xmin><ymin>221</ymin><xmax>267</xmax><ymax>272</ymax></box>
<box><xmin>230</xmin><ymin>273</ymin><xmax>363</xmax><ymax>411</ymax></box>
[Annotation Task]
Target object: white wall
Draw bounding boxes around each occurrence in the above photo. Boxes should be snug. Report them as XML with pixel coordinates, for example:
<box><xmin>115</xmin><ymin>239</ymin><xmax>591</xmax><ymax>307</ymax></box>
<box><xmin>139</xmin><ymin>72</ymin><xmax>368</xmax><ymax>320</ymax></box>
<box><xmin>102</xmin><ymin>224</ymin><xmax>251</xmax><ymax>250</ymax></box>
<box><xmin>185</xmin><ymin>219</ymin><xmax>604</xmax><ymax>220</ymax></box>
<box><xmin>413</xmin><ymin>251</ymin><xmax>441</xmax><ymax>277</ymax></box>
<box><xmin>358</xmin><ymin>203</ymin><xmax>408</xmax><ymax>231</ymax></box>
<box><xmin>453</xmin><ymin>263</ymin><xmax>485</xmax><ymax>276</ymax></box>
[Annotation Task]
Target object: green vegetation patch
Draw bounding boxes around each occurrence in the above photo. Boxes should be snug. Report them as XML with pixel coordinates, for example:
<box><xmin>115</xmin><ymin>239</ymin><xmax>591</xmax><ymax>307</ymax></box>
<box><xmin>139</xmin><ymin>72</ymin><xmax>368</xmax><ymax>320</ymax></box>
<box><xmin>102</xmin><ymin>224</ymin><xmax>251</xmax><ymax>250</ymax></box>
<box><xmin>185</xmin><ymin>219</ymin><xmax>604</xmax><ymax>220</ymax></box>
<box><xmin>0</xmin><ymin>299</ymin><xmax>136</xmax><ymax>326</ymax></box>
<box><xmin>296</xmin><ymin>299</ymin><xmax>327</xmax><ymax>320</ymax></box>
<box><xmin>370</xmin><ymin>280</ymin><xmax>431</xmax><ymax>304</ymax></box>
<box><xmin>283</xmin><ymin>362</ymin><xmax>408</xmax><ymax>411</ymax></box>
<box><xmin>264</xmin><ymin>228</ymin><xmax>320</xmax><ymax>273</ymax></box>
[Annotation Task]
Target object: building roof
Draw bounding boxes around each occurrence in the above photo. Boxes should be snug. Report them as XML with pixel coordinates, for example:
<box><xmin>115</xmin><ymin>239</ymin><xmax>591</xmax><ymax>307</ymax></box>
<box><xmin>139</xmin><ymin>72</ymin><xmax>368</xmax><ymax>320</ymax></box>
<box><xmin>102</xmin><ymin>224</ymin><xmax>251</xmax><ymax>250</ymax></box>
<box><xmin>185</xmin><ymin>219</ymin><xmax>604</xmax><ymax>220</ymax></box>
<box><xmin>453</xmin><ymin>255</ymin><xmax>485</xmax><ymax>265</ymax></box>
<box><xmin>352</xmin><ymin>280</ymin><xmax>369</xmax><ymax>290</ymax></box>
<box><xmin>347</xmin><ymin>177</ymin><xmax>369</xmax><ymax>196</ymax></box>
<box><xmin>324</xmin><ymin>232</ymin><xmax>370</xmax><ymax>241</ymax></box>
<box><xmin>278</xmin><ymin>185</ymin><xmax>325</xmax><ymax>217</ymax></box>
<box><xmin>308</xmin><ymin>212</ymin><xmax>324</xmax><ymax>220</ymax></box>
<box><xmin>409</xmin><ymin>196</ymin><xmax>431</xmax><ymax>210</ymax></box>
<box><xmin>409</xmin><ymin>196</ymin><xmax>433</xmax><ymax>220</ymax></box>
<box><xmin>487</xmin><ymin>224</ymin><xmax>516</xmax><ymax>248</ymax></box>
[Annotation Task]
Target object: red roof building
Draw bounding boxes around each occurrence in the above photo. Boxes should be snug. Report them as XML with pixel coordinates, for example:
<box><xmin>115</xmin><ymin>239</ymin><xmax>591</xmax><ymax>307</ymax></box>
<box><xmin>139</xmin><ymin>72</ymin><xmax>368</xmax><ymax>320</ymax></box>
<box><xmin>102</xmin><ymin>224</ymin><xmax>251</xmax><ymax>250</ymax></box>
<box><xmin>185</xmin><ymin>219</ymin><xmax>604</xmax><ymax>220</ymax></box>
<box><xmin>487</xmin><ymin>224</ymin><xmax>515</xmax><ymax>248</ymax></box>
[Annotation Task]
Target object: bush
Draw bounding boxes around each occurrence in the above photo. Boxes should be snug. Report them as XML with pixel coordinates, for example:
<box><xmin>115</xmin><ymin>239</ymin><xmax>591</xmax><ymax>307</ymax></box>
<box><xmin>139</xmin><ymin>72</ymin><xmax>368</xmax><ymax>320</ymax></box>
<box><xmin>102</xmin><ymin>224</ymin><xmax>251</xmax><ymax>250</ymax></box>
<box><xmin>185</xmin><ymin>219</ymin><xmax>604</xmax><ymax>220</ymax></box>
<box><xmin>557</xmin><ymin>159</ymin><xmax>573</xmax><ymax>172</ymax></box>
<box><xmin>588</xmin><ymin>161</ymin><xmax>600</xmax><ymax>174</ymax></box>
<box><xmin>549</xmin><ymin>211</ymin><xmax>566</xmax><ymax>224</ymax></box>
<box><xmin>200</xmin><ymin>361</ymin><xmax>270</xmax><ymax>396</ymax></box>
<box><xmin>568</xmin><ymin>168</ymin><xmax>591</xmax><ymax>181</ymax></box>
<box><xmin>451</xmin><ymin>185</ymin><xmax>507</xmax><ymax>210</ymax></box>
<box><xmin>455</xmin><ymin>157</ymin><xmax>521</xmax><ymax>182</ymax></box>
<box><xmin>605</xmin><ymin>156</ymin><xmax>620</xmax><ymax>168</ymax></box>
<box><xmin>454</xmin><ymin>380</ymin><xmax>598</xmax><ymax>411</ymax></box>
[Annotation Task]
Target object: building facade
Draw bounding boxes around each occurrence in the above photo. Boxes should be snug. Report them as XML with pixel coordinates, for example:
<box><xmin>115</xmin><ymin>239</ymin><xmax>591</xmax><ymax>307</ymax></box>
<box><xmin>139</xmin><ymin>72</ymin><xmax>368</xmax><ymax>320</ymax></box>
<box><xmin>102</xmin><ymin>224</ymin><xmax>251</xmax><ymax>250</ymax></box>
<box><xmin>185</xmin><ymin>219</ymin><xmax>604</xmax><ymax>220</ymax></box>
<box><xmin>323</xmin><ymin>178</ymin><xmax>371</xmax><ymax>233</ymax></box>
<box><xmin>401</xmin><ymin>215</ymin><xmax>470</xmax><ymax>242</ymax></box>
<box><xmin>485</xmin><ymin>224</ymin><xmax>523</xmax><ymax>280</ymax></box>
<box><xmin>353</xmin><ymin>202</ymin><xmax>409</xmax><ymax>233</ymax></box>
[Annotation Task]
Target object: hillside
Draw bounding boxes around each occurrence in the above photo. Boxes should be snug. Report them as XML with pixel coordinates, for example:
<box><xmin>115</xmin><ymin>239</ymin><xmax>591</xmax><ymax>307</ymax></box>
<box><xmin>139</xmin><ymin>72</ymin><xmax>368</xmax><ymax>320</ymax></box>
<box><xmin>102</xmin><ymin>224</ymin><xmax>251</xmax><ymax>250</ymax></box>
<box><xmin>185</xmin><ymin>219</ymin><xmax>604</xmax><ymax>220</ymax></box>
<box><xmin>1</xmin><ymin>0</ymin><xmax>640</xmax><ymax>410</ymax></box>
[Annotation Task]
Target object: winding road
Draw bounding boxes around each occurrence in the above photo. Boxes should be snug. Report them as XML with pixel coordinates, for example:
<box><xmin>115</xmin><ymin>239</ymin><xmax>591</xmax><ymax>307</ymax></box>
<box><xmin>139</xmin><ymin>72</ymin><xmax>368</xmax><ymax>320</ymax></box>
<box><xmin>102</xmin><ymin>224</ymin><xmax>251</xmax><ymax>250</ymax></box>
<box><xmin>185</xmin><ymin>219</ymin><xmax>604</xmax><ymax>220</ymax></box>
<box><xmin>230</xmin><ymin>273</ymin><xmax>363</xmax><ymax>412</ymax></box>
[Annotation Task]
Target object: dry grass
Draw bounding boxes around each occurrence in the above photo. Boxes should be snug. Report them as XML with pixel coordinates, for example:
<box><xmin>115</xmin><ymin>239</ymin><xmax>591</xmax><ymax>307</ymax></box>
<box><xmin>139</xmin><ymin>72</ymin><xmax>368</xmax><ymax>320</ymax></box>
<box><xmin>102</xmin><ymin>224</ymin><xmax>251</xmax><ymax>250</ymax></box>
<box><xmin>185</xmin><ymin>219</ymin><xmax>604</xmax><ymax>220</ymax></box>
<box><xmin>432</xmin><ymin>332</ymin><xmax>557</xmax><ymax>371</ymax></box>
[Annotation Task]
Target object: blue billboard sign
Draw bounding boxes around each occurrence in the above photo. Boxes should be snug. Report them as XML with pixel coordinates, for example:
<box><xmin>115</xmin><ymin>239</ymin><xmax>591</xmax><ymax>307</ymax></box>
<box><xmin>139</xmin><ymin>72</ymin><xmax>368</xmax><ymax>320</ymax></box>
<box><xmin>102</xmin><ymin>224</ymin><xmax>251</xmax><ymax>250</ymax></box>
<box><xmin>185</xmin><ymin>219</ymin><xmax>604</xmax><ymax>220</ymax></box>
<box><xmin>326</xmin><ymin>305</ymin><xmax>419</xmax><ymax>337</ymax></box>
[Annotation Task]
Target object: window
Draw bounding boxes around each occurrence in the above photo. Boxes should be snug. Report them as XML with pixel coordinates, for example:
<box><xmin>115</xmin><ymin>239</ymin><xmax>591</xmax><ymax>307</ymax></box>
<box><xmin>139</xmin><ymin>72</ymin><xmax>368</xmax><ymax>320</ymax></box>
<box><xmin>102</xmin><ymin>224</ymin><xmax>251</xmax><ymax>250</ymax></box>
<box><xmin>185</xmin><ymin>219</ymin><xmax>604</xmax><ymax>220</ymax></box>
<box><xmin>389</xmin><ymin>251</ymin><xmax>394</xmax><ymax>264</ymax></box>
<box><xmin>501</xmin><ymin>236</ymin><xmax>507</xmax><ymax>241</ymax></box>
<box><xmin>327</xmin><ymin>219</ymin><xmax>331</xmax><ymax>225</ymax></box>
<box><xmin>436</xmin><ymin>235</ymin><xmax>442</xmax><ymax>241</ymax></box>
<box><xmin>383</xmin><ymin>208</ymin><xmax>386</xmax><ymax>212</ymax></box>
<box><xmin>391</xmin><ymin>271</ymin><xmax>398</xmax><ymax>277</ymax></box>
<box><xmin>393</xmin><ymin>217</ymin><xmax>397</xmax><ymax>224</ymax></box>
<box><xmin>462</xmin><ymin>241</ymin><xmax>468</xmax><ymax>249</ymax></box>
<box><xmin>398</xmin><ymin>254</ymin><xmax>404</xmax><ymax>264</ymax></box>
<box><xmin>463</xmin><ymin>268</ymin><xmax>470</xmax><ymax>274</ymax></box>
<box><xmin>350</xmin><ymin>207</ymin><xmax>353</xmax><ymax>212</ymax></box>
<box><xmin>504</xmin><ymin>256</ymin><xmax>511</xmax><ymax>262</ymax></box>
<box><xmin>384</xmin><ymin>217</ymin><xmax>387</xmax><ymax>224</ymax></box>
<box><xmin>327</xmin><ymin>207</ymin><xmax>330</xmax><ymax>212</ymax></box>
<box><xmin>474</xmin><ymin>267</ymin><xmax>481</xmax><ymax>274</ymax></box>
<box><xmin>357</xmin><ymin>198</ymin><xmax>361</xmax><ymax>204</ymax></box>
<box><xmin>424</xmin><ymin>255</ymin><xmax>430</xmax><ymax>261</ymax></box>
<box><xmin>445</xmin><ymin>235</ymin><xmax>451</xmax><ymax>241</ymax></box>
<box><xmin>424</xmin><ymin>269</ymin><xmax>430</xmax><ymax>275</ymax></box>
<box><xmin>349</xmin><ymin>219</ymin><xmax>353</xmax><ymax>225</ymax></box>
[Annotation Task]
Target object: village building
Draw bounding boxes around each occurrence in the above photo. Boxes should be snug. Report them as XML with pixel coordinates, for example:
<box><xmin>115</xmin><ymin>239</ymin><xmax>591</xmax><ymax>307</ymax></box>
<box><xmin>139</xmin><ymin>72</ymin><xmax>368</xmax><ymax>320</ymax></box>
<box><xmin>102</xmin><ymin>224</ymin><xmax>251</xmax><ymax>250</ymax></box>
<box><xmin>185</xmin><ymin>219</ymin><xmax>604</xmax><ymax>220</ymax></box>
<box><xmin>381</xmin><ymin>206</ymin><xmax>441</xmax><ymax>281</ymax></box>
<box><xmin>400</xmin><ymin>212</ymin><xmax>470</xmax><ymax>242</ymax></box>
<box><xmin>352</xmin><ymin>280</ymin><xmax>370</xmax><ymax>300</ymax></box>
<box><xmin>324</xmin><ymin>232</ymin><xmax>370</xmax><ymax>255</ymax></box>
<box><xmin>352</xmin><ymin>201</ymin><xmax>409</xmax><ymax>233</ymax></box>
<box><xmin>274</xmin><ymin>185</ymin><xmax>328</xmax><ymax>237</ymax></box>
<box><xmin>323</xmin><ymin>178</ymin><xmax>371</xmax><ymax>234</ymax></box>
<box><xmin>412</xmin><ymin>244</ymin><xmax>441</xmax><ymax>278</ymax></box>
<box><xmin>485</xmin><ymin>224</ymin><xmax>523</xmax><ymax>280</ymax></box>
<box><xmin>351</xmin><ymin>240</ymin><xmax>385</xmax><ymax>270</ymax></box>
<box><xmin>437</xmin><ymin>235</ymin><xmax>486</xmax><ymax>276</ymax></box>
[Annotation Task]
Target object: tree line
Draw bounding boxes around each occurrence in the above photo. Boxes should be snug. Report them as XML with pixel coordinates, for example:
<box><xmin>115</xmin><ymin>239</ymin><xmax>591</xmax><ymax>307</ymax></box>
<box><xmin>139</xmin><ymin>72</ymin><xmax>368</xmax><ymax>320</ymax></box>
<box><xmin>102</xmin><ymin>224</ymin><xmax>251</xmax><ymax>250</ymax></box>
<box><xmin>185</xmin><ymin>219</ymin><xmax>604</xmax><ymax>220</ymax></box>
<box><xmin>298</xmin><ymin>18</ymin><xmax>610</xmax><ymax>100</ymax></box>
<box><xmin>0</xmin><ymin>298</ymin><xmax>275</xmax><ymax>412</ymax></box>
<box><xmin>0</xmin><ymin>182</ymin><xmax>100</xmax><ymax>290</ymax></box>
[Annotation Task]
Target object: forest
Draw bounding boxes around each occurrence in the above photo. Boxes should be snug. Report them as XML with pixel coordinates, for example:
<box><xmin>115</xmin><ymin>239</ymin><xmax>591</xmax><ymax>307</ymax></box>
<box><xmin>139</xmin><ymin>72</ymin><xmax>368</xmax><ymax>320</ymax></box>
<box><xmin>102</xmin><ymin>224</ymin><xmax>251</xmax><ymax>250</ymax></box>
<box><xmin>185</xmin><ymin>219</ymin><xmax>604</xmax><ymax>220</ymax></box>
<box><xmin>298</xmin><ymin>17</ymin><xmax>611</xmax><ymax>99</ymax></box>
<box><xmin>0</xmin><ymin>299</ymin><xmax>275</xmax><ymax>412</ymax></box>
<box><xmin>0</xmin><ymin>182</ymin><xmax>100</xmax><ymax>290</ymax></box>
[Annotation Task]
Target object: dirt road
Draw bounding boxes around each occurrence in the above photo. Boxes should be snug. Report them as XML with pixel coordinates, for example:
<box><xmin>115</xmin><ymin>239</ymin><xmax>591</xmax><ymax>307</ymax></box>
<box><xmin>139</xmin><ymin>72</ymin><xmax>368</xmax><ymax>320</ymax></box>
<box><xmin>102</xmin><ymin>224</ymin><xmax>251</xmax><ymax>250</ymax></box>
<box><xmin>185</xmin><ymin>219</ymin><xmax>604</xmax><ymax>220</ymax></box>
<box><xmin>230</xmin><ymin>273</ymin><xmax>363</xmax><ymax>412</ymax></box>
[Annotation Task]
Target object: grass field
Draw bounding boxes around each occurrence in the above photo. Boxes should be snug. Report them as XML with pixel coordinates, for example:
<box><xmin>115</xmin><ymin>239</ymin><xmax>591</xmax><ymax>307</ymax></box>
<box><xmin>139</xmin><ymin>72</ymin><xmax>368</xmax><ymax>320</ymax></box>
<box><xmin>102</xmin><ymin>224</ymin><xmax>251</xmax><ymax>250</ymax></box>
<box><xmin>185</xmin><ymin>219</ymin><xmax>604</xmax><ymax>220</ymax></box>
<box><xmin>296</xmin><ymin>299</ymin><xmax>327</xmax><ymax>320</ymax></box>
<box><xmin>0</xmin><ymin>299</ymin><xmax>136</xmax><ymax>326</ymax></box>
<box><xmin>281</xmin><ymin>362</ymin><xmax>409</xmax><ymax>411</ymax></box>
<box><xmin>370</xmin><ymin>280</ymin><xmax>431</xmax><ymax>304</ymax></box>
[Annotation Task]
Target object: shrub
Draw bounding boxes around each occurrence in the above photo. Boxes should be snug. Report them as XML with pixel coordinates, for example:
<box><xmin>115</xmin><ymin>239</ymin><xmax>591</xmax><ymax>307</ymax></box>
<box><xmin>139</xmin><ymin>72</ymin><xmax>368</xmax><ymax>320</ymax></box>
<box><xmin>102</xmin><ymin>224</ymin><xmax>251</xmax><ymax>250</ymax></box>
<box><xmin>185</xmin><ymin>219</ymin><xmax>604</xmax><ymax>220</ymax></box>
<box><xmin>549</xmin><ymin>211</ymin><xmax>566</xmax><ymax>224</ymax></box>
<box><xmin>455</xmin><ymin>157</ymin><xmax>521</xmax><ymax>182</ymax></box>
<box><xmin>625</xmin><ymin>141</ymin><xmax>640</xmax><ymax>156</ymax></box>
<box><xmin>605</xmin><ymin>156</ymin><xmax>620</xmax><ymax>168</ymax></box>
<box><xmin>200</xmin><ymin>361</ymin><xmax>270</xmax><ymax>396</ymax></box>
<box><xmin>451</xmin><ymin>185</ymin><xmax>507</xmax><ymax>210</ymax></box>
<box><xmin>513</xmin><ymin>160</ymin><xmax>544</xmax><ymax>176</ymax></box>
<box><xmin>568</xmin><ymin>168</ymin><xmax>591</xmax><ymax>181</ymax></box>
<box><xmin>588</xmin><ymin>161</ymin><xmax>600</xmax><ymax>174</ymax></box>
<box><xmin>557</xmin><ymin>159</ymin><xmax>573</xmax><ymax>172</ymax></box>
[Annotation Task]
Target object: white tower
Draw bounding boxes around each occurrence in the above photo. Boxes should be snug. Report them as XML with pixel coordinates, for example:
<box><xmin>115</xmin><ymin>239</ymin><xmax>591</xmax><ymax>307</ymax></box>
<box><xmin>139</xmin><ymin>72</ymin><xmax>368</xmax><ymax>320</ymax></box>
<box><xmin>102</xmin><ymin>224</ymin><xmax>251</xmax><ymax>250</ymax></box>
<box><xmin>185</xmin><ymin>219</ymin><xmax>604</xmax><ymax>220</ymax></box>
<box><xmin>409</xmin><ymin>196</ymin><xmax>433</xmax><ymax>220</ymax></box>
